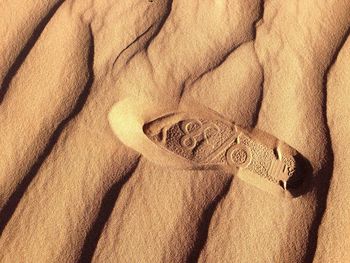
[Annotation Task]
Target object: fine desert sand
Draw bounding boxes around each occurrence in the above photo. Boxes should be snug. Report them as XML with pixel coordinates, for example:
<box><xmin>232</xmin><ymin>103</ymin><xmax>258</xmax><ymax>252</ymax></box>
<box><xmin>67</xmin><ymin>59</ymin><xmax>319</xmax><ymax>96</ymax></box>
<box><xmin>0</xmin><ymin>0</ymin><xmax>350</xmax><ymax>262</ymax></box>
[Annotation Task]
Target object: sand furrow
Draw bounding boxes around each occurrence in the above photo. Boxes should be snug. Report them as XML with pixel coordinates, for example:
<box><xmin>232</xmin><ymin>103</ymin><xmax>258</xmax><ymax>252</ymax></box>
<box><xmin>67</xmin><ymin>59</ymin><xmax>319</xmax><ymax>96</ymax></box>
<box><xmin>0</xmin><ymin>25</ymin><xmax>94</xmax><ymax>236</ymax></box>
<box><xmin>92</xmin><ymin>159</ymin><xmax>232</xmax><ymax>263</ymax></box>
<box><xmin>0</xmin><ymin>78</ymin><xmax>140</xmax><ymax>262</ymax></box>
<box><xmin>304</xmin><ymin>25</ymin><xmax>350</xmax><ymax>263</ymax></box>
<box><xmin>187</xmin><ymin>42</ymin><xmax>263</xmax><ymax>129</ymax></box>
<box><xmin>186</xmin><ymin>177</ymin><xmax>233</xmax><ymax>262</ymax></box>
<box><xmin>0</xmin><ymin>4</ymin><xmax>92</xmax><ymax>211</ymax></box>
<box><xmin>0</xmin><ymin>0</ymin><xmax>63</xmax><ymax>91</ymax></box>
<box><xmin>312</xmin><ymin>32</ymin><xmax>350</xmax><ymax>263</ymax></box>
<box><xmin>78</xmin><ymin>157</ymin><xmax>140</xmax><ymax>262</ymax></box>
<box><xmin>142</xmin><ymin>0</ymin><xmax>262</xmax><ymax>103</ymax></box>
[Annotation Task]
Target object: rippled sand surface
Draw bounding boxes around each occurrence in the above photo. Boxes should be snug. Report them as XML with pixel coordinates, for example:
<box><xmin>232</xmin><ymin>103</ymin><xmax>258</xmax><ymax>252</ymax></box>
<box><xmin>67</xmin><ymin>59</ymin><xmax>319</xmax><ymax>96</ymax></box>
<box><xmin>0</xmin><ymin>1</ymin><xmax>349</xmax><ymax>262</ymax></box>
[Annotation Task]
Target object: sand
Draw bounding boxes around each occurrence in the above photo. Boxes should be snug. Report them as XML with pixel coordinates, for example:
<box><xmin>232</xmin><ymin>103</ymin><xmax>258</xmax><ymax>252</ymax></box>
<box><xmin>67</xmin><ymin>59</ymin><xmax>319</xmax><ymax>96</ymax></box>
<box><xmin>0</xmin><ymin>0</ymin><xmax>349</xmax><ymax>262</ymax></box>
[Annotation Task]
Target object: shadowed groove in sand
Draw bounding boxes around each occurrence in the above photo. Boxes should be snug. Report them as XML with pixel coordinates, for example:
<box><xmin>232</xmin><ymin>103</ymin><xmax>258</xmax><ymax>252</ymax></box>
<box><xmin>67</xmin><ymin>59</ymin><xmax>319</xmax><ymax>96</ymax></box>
<box><xmin>0</xmin><ymin>0</ymin><xmax>64</xmax><ymax>103</ymax></box>
<box><xmin>78</xmin><ymin>157</ymin><xmax>140</xmax><ymax>263</ymax></box>
<box><xmin>179</xmin><ymin>0</ymin><xmax>265</xmax><ymax>125</ymax></box>
<box><xmin>144</xmin><ymin>0</ymin><xmax>173</xmax><ymax>50</ymax></box>
<box><xmin>303</xmin><ymin>25</ymin><xmax>350</xmax><ymax>263</ymax></box>
<box><xmin>252</xmin><ymin>75</ymin><xmax>264</xmax><ymax>127</ymax></box>
<box><xmin>0</xmin><ymin>26</ymin><xmax>95</xmax><ymax>237</ymax></box>
<box><xmin>124</xmin><ymin>0</ymin><xmax>174</xmax><ymax>66</ymax></box>
<box><xmin>187</xmin><ymin>0</ymin><xmax>265</xmax><ymax>89</ymax></box>
<box><xmin>251</xmin><ymin>0</ymin><xmax>265</xmax><ymax>127</ymax></box>
<box><xmin>179</xmin><ymin>40</ymin><xmax>262</xmax><ymax>101</ymax></box>
<box><xmin>110</xmin><ymin>0</ymin><xmax>174</xmax><ymax>87</ymax></box>
<box><xmin>186</xmin><ymin>177</ymin><xmax>233</xmax><ymax>263</ymax></box>
<box><xmin>112</xmin><ymin>23</ymin><xmax>155</xmax><ymax>69</ymax></box>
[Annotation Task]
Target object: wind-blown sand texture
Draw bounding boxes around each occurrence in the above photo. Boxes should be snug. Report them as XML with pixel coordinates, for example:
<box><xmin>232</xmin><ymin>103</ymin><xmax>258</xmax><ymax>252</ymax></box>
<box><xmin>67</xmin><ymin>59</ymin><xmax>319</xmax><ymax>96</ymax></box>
<box><xmin>0</xmin><ymin>0</ymin><xmax>349</xmax><ymax>262</ymax></box>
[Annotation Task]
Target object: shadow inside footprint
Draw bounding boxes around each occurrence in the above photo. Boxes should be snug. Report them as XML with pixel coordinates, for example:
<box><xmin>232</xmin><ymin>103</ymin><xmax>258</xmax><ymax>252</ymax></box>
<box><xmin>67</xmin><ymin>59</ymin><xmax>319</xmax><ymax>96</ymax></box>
<box><xmin>283</xmin><ymin>152</ymin><xmax>313</xmax><ymax>198</ymax></box>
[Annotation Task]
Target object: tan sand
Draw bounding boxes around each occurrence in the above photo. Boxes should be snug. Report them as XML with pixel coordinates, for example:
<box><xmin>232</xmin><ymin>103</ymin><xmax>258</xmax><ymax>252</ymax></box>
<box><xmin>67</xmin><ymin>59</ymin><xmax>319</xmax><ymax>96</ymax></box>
<box><xmin>0</xmin><ymin>0</ymin><xmax>349</xmax><ymax>262</ymax></box>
